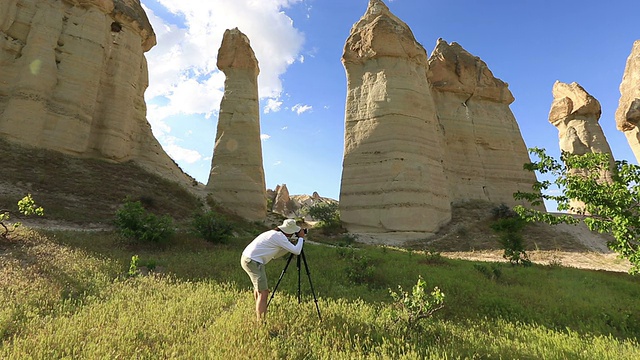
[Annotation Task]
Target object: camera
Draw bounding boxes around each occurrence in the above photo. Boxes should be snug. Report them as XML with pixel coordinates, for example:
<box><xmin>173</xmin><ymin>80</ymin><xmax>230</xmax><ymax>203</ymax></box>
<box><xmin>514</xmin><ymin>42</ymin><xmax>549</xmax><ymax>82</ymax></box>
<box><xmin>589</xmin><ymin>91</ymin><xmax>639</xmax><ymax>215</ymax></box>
<box><xmin>303</xmin><ymin>228</ymin><xmax>308</xmax><ymax>235</ymax></box>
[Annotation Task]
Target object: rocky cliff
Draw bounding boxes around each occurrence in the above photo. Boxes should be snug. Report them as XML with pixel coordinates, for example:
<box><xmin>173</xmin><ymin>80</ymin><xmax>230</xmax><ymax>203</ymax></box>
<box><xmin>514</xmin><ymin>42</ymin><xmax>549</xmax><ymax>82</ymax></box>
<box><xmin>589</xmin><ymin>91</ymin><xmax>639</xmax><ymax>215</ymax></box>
<box><xmin>206</xmin><ymin>28</ymin><xmax>267</xmax><ymax>221</ymax></box>
<box><xmin>0</xmin><ymin>0</ymin><xmax>193</xmax><ymax>186</ymax></box>
<box><xmin>429</xmin><ymin>39</ymin><xmax>538</xmax><ymax>207</ymax></box>
<box><xmin>339</xmin><ymin>0</ymin><xmax>451</xmax><ymax>234</ymax></box>
<box><xmin>616</xmin><ymin>40</ymin><xmax>640</xmax><ymax>162</ymax></box>
<box><xmin>549</xmin><ymin>81</ymin><xmax>614</xmax><ymax>213</ymax></box>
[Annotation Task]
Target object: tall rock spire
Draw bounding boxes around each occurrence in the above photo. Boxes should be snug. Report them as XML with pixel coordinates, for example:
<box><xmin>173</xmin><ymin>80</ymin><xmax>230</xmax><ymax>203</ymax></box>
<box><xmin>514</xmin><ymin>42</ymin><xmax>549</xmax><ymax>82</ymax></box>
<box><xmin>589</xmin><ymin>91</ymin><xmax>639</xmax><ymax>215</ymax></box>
<box><xmin>616</xmin><ymin>40</ymin><xmax>640</xmax><ymax>162</ymax></box>
<box><xmin>549</xmin><ymin>81</ymin><xmax>614</xmax><ymax>213</ymax></box>
<box><xmin>339</xmin><ymin>0</ymin><xmax>451</xmax><ymax>234</ymax></box>
<box><xmin>428</xmin><ymin>39</ymin><xmax>539</xmax><ymax>208</ymax></box>
<box><xmin>206</xmin><ymin>28</ymin><xmax>266</xmax><ymax>221</ymax></box>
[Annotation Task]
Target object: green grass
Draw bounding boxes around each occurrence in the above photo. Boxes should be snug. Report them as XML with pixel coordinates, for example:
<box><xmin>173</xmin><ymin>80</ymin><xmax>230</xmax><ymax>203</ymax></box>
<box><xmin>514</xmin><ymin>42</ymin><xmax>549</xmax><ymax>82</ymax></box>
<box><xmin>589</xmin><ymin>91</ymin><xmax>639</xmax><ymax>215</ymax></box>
<box><xmin>0</xmin><ymin>227</ymin><xmax>639</xmax><ymax>359</ymax></box>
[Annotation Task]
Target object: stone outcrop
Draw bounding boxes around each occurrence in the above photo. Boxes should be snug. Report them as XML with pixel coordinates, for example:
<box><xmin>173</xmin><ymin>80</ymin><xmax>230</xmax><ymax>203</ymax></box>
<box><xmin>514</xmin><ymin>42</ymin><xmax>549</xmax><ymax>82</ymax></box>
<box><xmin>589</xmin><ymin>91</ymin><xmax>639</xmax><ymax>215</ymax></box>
<box><xmin>0</xmin><ymin>0</ymin><xmax>192</xmax><ymax>186</ymax></box>
<box><xmin>616</xmin><ymin>40</ymin><xmax>640</xmax><ymax>161</ymax></box>
<box><xmin>549</xmin><ymin>81</ymin><xmax>614</xmax><ymax>212</ymax></box>
<box><xmin>550</xmin><ymin>81</ymin><xmax>613</xmax><ymax>157</ymax></box>
<box><xmin>271</xmin><ymin>184</ymin><xmax>296</xmax><ymax>216</ymax></box>
<box><xmin>206</xmin><ymin>28</ymin><xmax>266</xmax><ymax>221</ymax></box>
<box><xmin>428</xmin><ymin>39</ymin><xmax>539</xmax><ymax>206</ymax></box>
<box><xmin>339</xmin><ymin>0</ymin><xmax>451</xmax><ymax>234</ymax></box>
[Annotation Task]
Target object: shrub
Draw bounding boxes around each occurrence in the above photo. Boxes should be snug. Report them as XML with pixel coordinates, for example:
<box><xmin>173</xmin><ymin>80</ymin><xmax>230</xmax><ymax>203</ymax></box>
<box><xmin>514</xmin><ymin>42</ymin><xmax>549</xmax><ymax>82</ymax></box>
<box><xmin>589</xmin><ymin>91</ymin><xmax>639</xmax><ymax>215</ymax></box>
<box><xmin>491</xmin><ymin>216</ymin><xmax>531</xmax><ymax>266</ymax></box>
<box><xmin>474</xmin><ymin>263</ymin><xmax>503</xmax><ymax>281</ymax></box>
<box><xmin>491</xmin><ymin>203</ymin><xmax>516</xmax><ymax>219</ymax></box>
<box><xmin>421</xmin><ymin>249</ymin><xmax>447</xmax><ymax>265</ymax></box>
<box><xmin>191</xmin><ymin>210</ymin><xmax>233</xmax><ymax>243</ymax></box>
<box><xmin>114</xmin><ymin>200</ymin><xmax>174</xmax><ymax>244</ymax></box>
<box><xmin>345</xmin><ymin>254</ymin><xmax>376</xmax><ymax>285</ymax></box>
<box><xmin>389</xmin><ymin>276</ymin><xmax>445</xmax><ymax>327</ymax></box>
<box><xmin>0</xmin><ymin>194</ymin><xmax>44</xmax><ymax>237</ymax></box>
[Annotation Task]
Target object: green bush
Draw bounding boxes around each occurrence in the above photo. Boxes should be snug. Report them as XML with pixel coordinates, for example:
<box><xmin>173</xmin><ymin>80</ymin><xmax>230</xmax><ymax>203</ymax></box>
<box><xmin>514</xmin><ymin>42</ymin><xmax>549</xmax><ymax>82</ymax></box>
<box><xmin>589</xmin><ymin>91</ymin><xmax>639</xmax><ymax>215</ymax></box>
<box><xmin>114</xmin><ymin>200</ymin><xmax>174</xmax><ymax>244</ymax></box>
<box><xmin>191</xmin><ymin>210</ymin><xmax>233</xmax><ymax>243</ymax></box>
<box><xmin>307</xmin><ymin>202</ymin><xmax>340</xmax><ymax>227</ymax></box>
<box><xmin>0</xmin><ymin>194</ymin><xmax>44</xmax><ymax>238</ymax></box>
<box><xmin>491</xmin><ymin>217</ymin><xmax>531</xmax><ymax>266</ymax></box>
<box><xmin>345</xmin><ymin>254</ymin><xmax>376</xmax><ymax>285</ymax></box>
<box><xmin>389</xmin><ymin>276</ymin><xmax>445</xmax><ymax>327</ymax></box>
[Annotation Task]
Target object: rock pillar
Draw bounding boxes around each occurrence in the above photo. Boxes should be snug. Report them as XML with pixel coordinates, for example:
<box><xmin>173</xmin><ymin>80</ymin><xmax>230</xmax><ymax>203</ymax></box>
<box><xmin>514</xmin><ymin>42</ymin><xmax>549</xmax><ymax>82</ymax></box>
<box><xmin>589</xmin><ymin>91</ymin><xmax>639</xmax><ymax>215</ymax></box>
<box><xmin>428</xmin><ymin>39</ymin><xmax>540</xmax><ymax>208</ymax></box>
<box><xmin>339</xmin><ymin>0</ymin><xmax>451</xmax><ymax>234</ymax></box>
<box><xmin>0</xmin><ymin>0</ymin><xmax>193</xmax><ymax>186</ymax></box>
<box><xmin>206</xmin><ymin>28</ymin><xmax>266</xmax><ymax>221</ymax></box>
<box><xmin>616</xmin><ymin>40</ymin><xmax>640</xmax><ymax>162</ymax></box>
<box><xmin>549</xmin><ymin>81</ymin><xmax>614</xmax><ymax>212</ymax></box>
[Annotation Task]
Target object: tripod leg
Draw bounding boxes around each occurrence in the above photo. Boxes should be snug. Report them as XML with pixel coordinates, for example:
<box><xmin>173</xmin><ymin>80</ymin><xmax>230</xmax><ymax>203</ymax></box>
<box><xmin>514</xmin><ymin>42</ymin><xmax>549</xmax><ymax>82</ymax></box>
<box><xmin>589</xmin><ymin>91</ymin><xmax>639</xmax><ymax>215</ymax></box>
<box><xmin>296</xmin><ymin>254</ymin><xmax>301</xmax><ymax>304</ymax></box>
<box><xmin>300</xmin><ymin>249</ymin><xmax>322</xmax><ymax>320</ymax></box>
<box><xmin>267</xmin><ymin>253</ymin><xmax>294</xmax><ymax>307</ymax></box>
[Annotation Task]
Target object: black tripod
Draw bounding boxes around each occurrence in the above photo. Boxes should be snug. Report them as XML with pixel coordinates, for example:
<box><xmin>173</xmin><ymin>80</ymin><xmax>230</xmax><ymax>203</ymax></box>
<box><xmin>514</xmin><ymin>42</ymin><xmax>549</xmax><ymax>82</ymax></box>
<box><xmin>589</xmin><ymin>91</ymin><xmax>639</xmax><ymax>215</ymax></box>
<box><xmin>267</xmin><ymin>249</ymin><xmax>321</xmax><ymax>320</ymax></box>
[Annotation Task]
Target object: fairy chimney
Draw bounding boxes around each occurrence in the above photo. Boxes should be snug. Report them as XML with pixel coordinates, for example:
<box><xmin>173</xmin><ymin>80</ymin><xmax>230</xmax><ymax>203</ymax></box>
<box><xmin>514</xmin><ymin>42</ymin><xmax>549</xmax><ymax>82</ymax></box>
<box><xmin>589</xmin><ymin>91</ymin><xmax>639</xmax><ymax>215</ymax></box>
<box><xmin>339</xmin><ymin>0</ymin><xmax>451</xmax><ymax>234</ymax></box>
<box><xmin>206</xmin><ymin>28</ymin><xmax>267</xmax><ymax>221</ymax></box>
<box><xmin>616</xmin><ymin>40</ymin><xmax>640</xmax><ymax>162</ymax></box>
<box><xmin>428</xmin><ymin>39</ymin><xmax>539</xmax><ymax>208</ymax></box>
<box><xmin>549</xmin><ymin>81</ymin><xmax>614</xmax><ymax>212</ymax></box>
<box><xmin>0</xmin><ymin>0</ymin><xmax>193</xmax><ymax>185</ymax></box>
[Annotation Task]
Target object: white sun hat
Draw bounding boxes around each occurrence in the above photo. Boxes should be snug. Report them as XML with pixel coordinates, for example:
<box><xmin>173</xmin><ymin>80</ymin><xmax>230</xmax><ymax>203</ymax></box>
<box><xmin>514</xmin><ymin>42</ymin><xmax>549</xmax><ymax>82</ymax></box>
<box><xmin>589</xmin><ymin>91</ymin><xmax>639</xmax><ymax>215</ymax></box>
<box><xmin>278</xmin><ymin>219</ymin><xmax>301</xmax><ymax>234</ymax></box>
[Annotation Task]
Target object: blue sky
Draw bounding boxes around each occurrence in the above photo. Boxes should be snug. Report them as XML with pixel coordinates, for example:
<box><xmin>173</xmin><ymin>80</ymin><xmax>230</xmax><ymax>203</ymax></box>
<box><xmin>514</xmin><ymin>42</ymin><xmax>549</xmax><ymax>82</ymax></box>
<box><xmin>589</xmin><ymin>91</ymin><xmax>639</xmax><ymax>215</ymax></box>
<box><xmin>140</xmin><ymin>0</ymin><xmax>639</xmax><ymax>203</ymax></box>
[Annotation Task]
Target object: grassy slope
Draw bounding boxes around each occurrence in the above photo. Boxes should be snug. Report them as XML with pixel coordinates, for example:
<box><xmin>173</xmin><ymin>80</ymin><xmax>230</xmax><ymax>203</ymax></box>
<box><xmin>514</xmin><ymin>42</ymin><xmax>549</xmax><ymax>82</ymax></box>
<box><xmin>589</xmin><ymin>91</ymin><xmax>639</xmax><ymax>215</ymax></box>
<box><xmin>0</xmin><ymin>138</ymin><xmax>202</xmax><ymax>225</ymax></box>
<box><xmin>0</xmin><ymin>226</ymin><xmax>638</xmax><ymax>359</ymax></box>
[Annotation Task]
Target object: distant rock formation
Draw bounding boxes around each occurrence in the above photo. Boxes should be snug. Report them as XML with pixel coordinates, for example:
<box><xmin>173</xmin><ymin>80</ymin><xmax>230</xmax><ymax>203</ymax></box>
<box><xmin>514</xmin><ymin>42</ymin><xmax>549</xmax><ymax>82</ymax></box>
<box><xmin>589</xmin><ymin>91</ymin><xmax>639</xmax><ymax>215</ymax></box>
<box><xmin>0</xmin><ymin>0</ymin><xmax>192</xmax><ymax>186</ymax></box>
<box><xmin>616</xmin><ymin>40</ymin><xmax>640</xmax><ymax>162</ymax></box>
<box><xmin>271</xmin><ymin>184</ymin><xmax>296</xmax><ymax>216</ymax></box>
<box><xmin>206</xmin><ymin>28</ymin><xmax>266</xmax><ymax>221</ymax></box>
<box><xmin>267</xmin><ymin>184</ymin><xmax>337</xmax><ymax>220</ymax></box>
<box><xmin>549</xmin><ymin>81</ymin><xmax>614</xmax><ymax>212</ymax></box>
<box><xmin>428</xmin><ymin>39</ymin><xmax>538</xmax><ymax>206</ymax></box>
<box><xmin>339</xmin><ymin>0</ymin><xmax>451</xmax><ymax>234</ymax></box>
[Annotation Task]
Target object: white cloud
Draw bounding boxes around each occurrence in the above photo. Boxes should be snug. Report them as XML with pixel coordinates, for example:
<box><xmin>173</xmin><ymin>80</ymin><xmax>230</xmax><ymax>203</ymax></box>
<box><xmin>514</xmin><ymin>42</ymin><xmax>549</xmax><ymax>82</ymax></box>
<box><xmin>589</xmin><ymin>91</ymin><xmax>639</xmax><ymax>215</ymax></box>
<box><xmin>164</xmin><ymin>138</ymin><xmax>204</xmax><ymax>164</ymax></box>
<box><xmin>261</xmin><ymin>134</ymin><xmax>271</xmax><ymax>140</ymax></box>
<box><xmin>281</xmin><ymin>126</ymin><xmax>288</xmax><ymax>130</ymax></box>
<box><xmin>273</xmin><ymin>161</ymin><xmax>282</xmax><ymax>166</ymax></box>
<box><xmin>292</xmin><ymin>103</ymin><xmax>312</xmax><ymax>115</ymax></box>
<box><xmin>264</xmin><ymin>98</ymin><xmax>283</xmax><ymax>113</ymax></box>
<box><xmin>141</xmin><ymin>0</ymin><xmax>305</xmax><ymax>156</ymax></box>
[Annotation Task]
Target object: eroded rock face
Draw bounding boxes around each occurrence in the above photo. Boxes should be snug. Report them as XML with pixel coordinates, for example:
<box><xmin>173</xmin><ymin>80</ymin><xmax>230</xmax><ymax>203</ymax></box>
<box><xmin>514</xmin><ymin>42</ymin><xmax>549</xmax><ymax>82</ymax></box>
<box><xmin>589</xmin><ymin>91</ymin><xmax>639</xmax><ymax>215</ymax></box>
<box><xmin>549</xmin><ymin>81</ymin><xmax>614</xmax><ymax>212</ymax></box>
<box><xmin>206</xmin><ymin>28</ymin><xmax>266</xmax><ymax>221</ymax></box>
<box><xmin>428</xmin><ymin>39</ymin><xmax>538</xmax><ymax>206</ymax></box>
<box><xmin>339</xmin><ymin>0</ymin><xmax>451</xmax><ymax>233</ymax></box>
<box><xmin>272</xmin><ymin>184</ymin><xmax>296</xmax><ymax>217</ymax></box>
<box><xmin>0</xmin><ymin>0</ymin><xmax>192</xmax><ymax>186</ymax></box>
<box><xmin>550</xmin><ymin>81</ymin><xmax>612</xmax><ymax>156</ymax></box>
<box><xmin>616</xmin><ymin>40</ymin><xmax>640</xmax><ymax>161</ymax></box>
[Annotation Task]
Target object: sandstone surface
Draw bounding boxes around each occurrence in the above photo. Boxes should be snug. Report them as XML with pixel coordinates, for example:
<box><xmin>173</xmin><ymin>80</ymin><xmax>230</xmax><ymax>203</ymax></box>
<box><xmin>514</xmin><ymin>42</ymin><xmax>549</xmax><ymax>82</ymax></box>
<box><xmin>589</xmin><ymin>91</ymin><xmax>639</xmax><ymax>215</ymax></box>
<box><xmin>616</xmin><ymin>40</ymin><xmax>640</xmax><ymax>162</ymax></box>
<box><xmin>428</xmin><ymin>39</ymin><xmax>538</xmax><ymax>207</ymax></box>
<box><xmin>271</xmin><ymin>184</ymin><xmax>296</xmax><ymax>217</ymax></box>
<box><xmin>340</xmin><ymin>0</ymin><xmax>451</xmax><ymax>233</ymax></box>
<box><xmin>0</xmin><ymin>0</ymin><xmax>193</xmax><ymax>186</ymax></box>
<box><xmin>549</xmin><ymin>81</ymin><xmax>614</xmax><ymax>212</ymax></box>
<box><xmin>206</xmin><ymin>28</ymin><xmax>266</xmax><ymax>221</ymax></box>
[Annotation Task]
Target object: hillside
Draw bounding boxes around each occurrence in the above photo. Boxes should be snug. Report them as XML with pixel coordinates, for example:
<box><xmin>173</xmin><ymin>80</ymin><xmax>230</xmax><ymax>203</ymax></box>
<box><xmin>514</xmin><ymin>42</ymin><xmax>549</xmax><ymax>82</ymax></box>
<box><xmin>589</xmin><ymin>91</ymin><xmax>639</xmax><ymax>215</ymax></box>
<box><xmin>0</xmin><ymin>139</ymin><xmax>203</xmax><ymax>226</ymax></box>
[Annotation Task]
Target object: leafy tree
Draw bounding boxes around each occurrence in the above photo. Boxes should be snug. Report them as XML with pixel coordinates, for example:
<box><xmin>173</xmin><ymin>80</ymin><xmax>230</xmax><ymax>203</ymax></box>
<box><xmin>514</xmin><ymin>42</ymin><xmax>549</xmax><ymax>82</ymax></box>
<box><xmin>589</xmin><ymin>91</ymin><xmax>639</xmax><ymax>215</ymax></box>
<box><xmin>514</xmin><ymin>147</ymin><xmax>640</xmax><ymax>274</ymax></box>
<box><xmin>307</xmin><ymin>202</ymin><xmax>340</xmax><ymax>227</ymax></box>
<box><xmin>0</xmin><ymin>194</ymin><xmax>44</xmax><ymax>237</ymax></box>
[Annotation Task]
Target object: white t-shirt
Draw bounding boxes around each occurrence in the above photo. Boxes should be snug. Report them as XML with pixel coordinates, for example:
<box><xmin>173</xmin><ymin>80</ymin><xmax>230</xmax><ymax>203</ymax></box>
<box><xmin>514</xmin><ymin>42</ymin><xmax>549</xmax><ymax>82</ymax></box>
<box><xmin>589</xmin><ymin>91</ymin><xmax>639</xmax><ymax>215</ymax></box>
<box><xmin>242</xmin><ymin>230</ymin><xmax>304</xmax><ymax>264</ymax></box>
